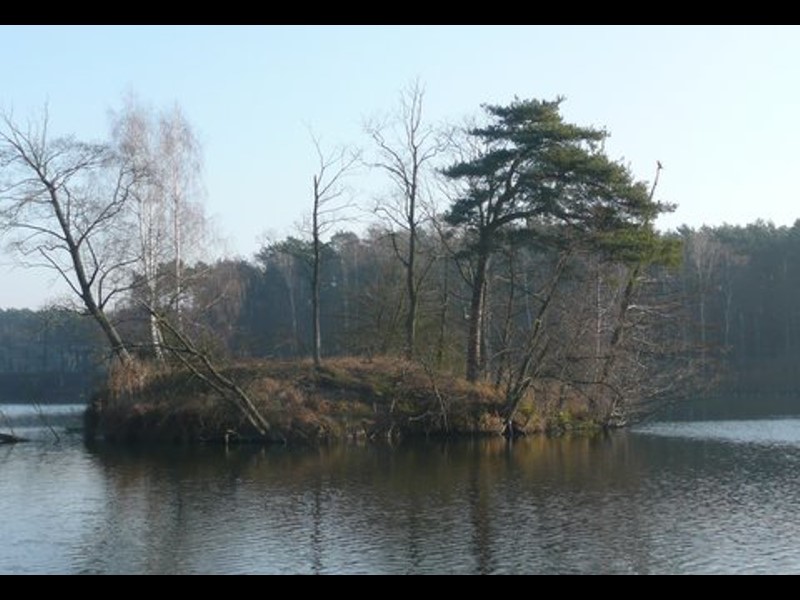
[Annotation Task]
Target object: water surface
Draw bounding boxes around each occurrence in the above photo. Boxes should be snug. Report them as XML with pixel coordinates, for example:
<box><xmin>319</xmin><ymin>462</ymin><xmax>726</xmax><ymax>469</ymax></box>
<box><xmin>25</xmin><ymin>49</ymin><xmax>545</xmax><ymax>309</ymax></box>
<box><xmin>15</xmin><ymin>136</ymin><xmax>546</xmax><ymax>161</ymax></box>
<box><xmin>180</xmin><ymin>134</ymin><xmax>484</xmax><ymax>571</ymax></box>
<box><xmin>2</xmin><ymin>404</ymin><xmax>800</xmax><ymax>574</ymax></box>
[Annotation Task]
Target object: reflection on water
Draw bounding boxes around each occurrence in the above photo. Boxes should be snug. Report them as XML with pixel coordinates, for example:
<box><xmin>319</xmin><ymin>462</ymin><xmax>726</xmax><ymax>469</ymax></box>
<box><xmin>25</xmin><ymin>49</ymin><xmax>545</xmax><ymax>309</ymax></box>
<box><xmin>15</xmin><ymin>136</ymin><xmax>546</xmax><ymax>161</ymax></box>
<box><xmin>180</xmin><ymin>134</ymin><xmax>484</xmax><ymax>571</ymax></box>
<box><xmin>3</xmin><ymin>409</ymin><xmax>800</xmax><ymax>573</ymax></box>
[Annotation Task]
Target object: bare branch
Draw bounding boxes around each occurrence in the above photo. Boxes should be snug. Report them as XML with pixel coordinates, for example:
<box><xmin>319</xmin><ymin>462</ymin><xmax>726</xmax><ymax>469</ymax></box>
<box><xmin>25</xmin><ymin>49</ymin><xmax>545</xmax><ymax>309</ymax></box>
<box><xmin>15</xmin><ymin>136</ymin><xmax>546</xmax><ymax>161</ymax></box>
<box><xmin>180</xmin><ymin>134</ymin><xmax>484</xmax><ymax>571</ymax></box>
<box><xmin>145</xmin><ymin>304</ymin><xmax>276</xmax><ymax>439</ymax></box>
<box><xmin>0</xmin><ymin>108</ymin><xmax>134</xmax><ymax>363</ymax></box>
<box><xmin>364</xmin><ymin>79</ymin><xmax>446</xmax><ymax>359</ymax></box>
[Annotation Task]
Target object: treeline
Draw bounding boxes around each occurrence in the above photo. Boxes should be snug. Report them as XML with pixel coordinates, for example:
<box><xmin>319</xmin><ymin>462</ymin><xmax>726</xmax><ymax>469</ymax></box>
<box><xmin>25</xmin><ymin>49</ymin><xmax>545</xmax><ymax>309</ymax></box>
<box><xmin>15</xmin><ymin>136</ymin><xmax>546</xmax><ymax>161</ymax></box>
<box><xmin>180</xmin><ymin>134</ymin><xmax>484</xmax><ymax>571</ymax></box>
<box><xmin>5</xmin><ymin>221</ymin><xmax>800</xmax><ymax>410</ymax></box>
<box><xmin>680</xmin><ymin>221</ymin><xmax>800</xmax><ymax>394</ymax></box>
<box><xmin>0</xmin><ymin>308</ymin><xmax>106</xmax><ymax>402</ymax></box>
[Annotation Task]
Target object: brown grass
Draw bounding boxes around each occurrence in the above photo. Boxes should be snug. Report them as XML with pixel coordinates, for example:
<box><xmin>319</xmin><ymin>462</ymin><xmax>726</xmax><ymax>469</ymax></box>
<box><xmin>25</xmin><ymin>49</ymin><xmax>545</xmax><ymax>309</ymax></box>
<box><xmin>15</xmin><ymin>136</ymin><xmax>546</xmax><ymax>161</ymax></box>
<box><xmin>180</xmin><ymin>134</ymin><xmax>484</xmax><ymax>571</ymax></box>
<box><xmin>85</xmin><ymin>356</ymin><xmax>509</xmax><ymax>445</ymax></box>
<box><xmin>86</xmin><ymin>356</ymin><xmax>613</xmax><ymax>445</ymax></box>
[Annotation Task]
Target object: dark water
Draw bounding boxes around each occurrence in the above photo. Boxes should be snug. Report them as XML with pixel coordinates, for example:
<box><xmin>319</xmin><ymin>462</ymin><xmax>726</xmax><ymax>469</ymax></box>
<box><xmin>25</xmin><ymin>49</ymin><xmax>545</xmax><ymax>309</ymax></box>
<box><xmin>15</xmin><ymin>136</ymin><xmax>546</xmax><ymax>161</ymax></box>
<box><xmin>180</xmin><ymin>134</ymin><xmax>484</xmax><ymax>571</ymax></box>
<box><xmin>3</xmin><ymin>403</ymin><xmax>800</xmax><ymax>574</ymax></box>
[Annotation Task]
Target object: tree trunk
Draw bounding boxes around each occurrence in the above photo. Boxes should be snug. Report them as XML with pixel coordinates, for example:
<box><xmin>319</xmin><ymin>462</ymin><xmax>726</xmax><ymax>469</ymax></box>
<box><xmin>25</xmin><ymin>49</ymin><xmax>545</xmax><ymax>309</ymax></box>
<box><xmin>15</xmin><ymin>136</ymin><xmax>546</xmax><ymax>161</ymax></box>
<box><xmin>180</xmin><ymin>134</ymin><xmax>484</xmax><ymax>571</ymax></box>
<box><xmin>436</xmin><ymin>256</ymin><xmax>449</xmax><ymax>369</ymax></box>
<box><xmin>466</xmin><ymin>250</ymin><xmax>490</xmax><ymax>382</ymax></box>
<box><xmin>154</xmin><ymin>312</ymin><xmax>274</xmax><ymax>439</ymax></box>
<box><xmin>47</xmin><ymin>184</ymin><xmax>132</xmax><ymax>365</ymax></box>
<box><xmin>404</xmin><ymin>223</ymin><xmax>418</xmax><ymax>360</ymax></box>
<box><xmin>601</xmin><ymin>264</ymin><xmax>639</xmax><ymax>383</ymax></box>
<box><xmin>312</xmin><ymin>175</ymin><xmax>322</xmax><ymax>368</ymax></box>
<box><xmin>599</xmin><ymin>264</ymin><xmax>640</xmax><ymax>423</ymax></box>
<box><xmin>173</xmin><ymin>191</ymin><xmax>183</xmax><ymax>325</ymax></box>
<box><xmin>500</xmin><ymin>251</ymin><xmax>568</xmax><ymax>428</ymax></box>
<box><xmin>70</xmin><ymin>242</ymin><xmax>131</xmax><ymax>364</ymax></box>
<box><xmin>148</xmin><ymin>276</ymin><xmax>165</xmax><ymax>361</ymax></box>
<box><xmin>403</xmin><ymin>164</ymin><xmax>419</xmax><ymax>360</ymax></box>
<box><xmin>288</xmin><ymin>269</ymin><xmax>299</xmax><ymax>356</ymax></box>
<box><xmin>92</xmin><ymin>303</ymin><xmax>132</xmax><ymax>364</ymax></box>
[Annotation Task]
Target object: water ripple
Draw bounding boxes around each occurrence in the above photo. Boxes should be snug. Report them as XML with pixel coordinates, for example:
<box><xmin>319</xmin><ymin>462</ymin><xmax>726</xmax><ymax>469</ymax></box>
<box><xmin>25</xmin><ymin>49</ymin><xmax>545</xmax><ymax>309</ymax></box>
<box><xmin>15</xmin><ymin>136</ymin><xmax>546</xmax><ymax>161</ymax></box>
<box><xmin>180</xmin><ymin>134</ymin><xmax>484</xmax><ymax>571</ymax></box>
<box><xmin>4</xmin><ymin>411</ymin><xmax>800</xmax><ymax>573</ymax></box>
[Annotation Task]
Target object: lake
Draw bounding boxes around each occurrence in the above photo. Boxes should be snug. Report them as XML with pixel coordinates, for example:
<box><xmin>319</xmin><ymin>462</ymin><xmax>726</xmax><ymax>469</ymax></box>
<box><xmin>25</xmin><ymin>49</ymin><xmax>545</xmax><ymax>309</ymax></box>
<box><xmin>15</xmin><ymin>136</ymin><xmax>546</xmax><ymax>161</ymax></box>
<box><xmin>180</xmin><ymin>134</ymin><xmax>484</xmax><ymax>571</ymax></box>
<box><xmin>2</xmin><ymin>402</ymin><xmax>800</xmax><ymax>574</ymax></box>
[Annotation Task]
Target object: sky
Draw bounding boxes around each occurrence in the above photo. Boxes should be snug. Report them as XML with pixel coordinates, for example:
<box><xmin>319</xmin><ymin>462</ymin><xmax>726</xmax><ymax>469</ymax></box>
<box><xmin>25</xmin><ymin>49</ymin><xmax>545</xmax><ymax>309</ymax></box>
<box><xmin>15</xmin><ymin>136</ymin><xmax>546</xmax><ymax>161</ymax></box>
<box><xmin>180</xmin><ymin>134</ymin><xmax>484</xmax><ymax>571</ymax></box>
<box><xmin>1</xmin><ymin>25</ymin><xmax>799</xmax><ymax>309</ymax></box>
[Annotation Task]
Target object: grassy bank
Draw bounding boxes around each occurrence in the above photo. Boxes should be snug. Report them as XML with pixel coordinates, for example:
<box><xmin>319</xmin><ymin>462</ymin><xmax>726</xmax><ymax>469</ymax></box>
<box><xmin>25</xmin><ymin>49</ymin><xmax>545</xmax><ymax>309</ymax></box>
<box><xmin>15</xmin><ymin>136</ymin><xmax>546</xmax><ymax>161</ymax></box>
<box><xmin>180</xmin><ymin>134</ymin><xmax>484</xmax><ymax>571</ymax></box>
<box><xmin>84</xmin><ymin>357</ymin><xmax>601</xmax><ymax>445</ymax></box>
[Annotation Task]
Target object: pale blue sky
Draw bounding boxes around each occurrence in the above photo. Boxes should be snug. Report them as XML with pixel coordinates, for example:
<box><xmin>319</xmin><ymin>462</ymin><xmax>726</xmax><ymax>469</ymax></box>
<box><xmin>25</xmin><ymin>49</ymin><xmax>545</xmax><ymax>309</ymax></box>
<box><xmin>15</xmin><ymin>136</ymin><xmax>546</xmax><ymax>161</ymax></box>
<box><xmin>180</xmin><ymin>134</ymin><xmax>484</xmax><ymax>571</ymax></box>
<box><xmin>2</xmin><ymin>25</ymin><xmax>799</xmax><ymax>308</ymax></box>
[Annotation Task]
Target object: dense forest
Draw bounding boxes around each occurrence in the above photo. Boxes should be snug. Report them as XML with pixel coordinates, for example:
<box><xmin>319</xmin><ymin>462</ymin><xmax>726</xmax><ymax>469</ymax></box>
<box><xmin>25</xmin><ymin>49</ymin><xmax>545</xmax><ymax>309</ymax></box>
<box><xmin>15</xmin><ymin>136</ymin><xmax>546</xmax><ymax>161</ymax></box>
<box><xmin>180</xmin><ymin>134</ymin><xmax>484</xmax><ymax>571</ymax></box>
<box><xmin>4</xmin><ymin>222</ymin><xmax>798</xmax><ymax>406</ymax></box>
<box><xmin>1</xmin><ymin>88</ymin><xmax>795</xmax><ymax>428</ymax></box>
<box><xmin>0</xmin><ymin>308</ymin><xmax>105</xmax><ymax>402</ymax></box>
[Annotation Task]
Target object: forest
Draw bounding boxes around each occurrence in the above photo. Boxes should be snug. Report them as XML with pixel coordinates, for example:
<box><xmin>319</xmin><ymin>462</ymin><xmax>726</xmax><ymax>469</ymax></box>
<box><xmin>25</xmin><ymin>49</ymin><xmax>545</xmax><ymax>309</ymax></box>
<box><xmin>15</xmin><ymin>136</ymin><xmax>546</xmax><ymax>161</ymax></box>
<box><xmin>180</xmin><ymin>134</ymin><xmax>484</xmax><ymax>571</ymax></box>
<box><xmin>0</xmin><ymin>307</ymin><xmax>105</xmax><ymax>402</ymax></box>
<box><xmin>3</xmin><ymin>222</ymin><xmax>796</xmax><ymax>402</ymax></box>
<box><xmin>0</xmin><ymin>86</ymin><xmax>793</xmax><ymax>434</ymax></box>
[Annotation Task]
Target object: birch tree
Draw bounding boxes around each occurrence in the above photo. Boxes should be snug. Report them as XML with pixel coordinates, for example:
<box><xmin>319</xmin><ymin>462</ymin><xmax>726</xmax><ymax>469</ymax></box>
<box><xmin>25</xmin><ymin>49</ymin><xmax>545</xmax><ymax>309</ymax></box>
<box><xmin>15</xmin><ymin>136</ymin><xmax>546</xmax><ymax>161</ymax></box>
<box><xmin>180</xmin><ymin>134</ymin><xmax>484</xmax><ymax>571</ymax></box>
<box><xmin>110</xmin><ymin>96</ymin><xmax>207</xmax><ymax>357</ymax></box>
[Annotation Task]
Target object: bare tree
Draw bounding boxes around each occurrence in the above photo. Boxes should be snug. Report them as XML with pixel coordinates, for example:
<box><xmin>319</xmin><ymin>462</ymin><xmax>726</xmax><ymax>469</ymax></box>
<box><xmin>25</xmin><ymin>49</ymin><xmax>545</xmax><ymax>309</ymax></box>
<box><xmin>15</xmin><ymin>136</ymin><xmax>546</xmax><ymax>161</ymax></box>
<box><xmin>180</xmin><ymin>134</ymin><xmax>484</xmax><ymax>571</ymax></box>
<box><xmin>499</xmin><ymin>249</ymin><xmax>571</xmax><ymax>436</ymax></box>
<box><xmin>0</xmin><ymin>109</ymin><xmax>136</xmax><ymax>364</ymax></box>
<box><xmin>308</xmin><ymin>135</ymin><xmax>359</xmax><ymax>367</ymax></box>
<box><xmin>111</xmin><ymin>96</ymin><xmax>168</xmax><ymax>358</ymax></box>
<box><xmin>159</xmin><ymin>104</ymin><xmax>204</xmax><ymax>320</ymax></box>
<box><xmin>110</xmin><ymin>95</ymin><xmax>208</xmax><ymax>358</ymax></box>
<box><xmin>366</xmin><ymin>80</ymin><xmax>442</xmax><ymax>359</ymax></box>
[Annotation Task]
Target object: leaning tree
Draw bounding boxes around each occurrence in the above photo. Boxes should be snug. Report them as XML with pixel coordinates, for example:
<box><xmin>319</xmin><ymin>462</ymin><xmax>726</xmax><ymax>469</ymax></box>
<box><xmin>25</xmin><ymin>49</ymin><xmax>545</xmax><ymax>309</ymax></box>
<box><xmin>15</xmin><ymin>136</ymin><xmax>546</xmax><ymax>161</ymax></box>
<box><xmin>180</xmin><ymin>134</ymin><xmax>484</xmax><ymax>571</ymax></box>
<box><xmin>0</xmin><ymin>110</ymin><xmax>139</xmax><ymax>363</ymax></box>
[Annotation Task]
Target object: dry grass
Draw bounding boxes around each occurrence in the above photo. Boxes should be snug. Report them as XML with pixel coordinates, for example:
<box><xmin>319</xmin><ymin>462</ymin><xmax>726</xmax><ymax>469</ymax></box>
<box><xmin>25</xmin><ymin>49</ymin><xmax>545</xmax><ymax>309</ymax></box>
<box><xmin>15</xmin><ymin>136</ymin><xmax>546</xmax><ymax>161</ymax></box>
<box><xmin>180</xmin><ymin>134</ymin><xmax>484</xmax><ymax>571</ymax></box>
<box><xmin>86</xmin><ymin>356</ymin><xmax>507</xmax><ymax>445</ymax></box>
<box><xmin>87</xmin><ymin>356</ymin><xmax>614</xmax><ymax>445</ymax></box>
